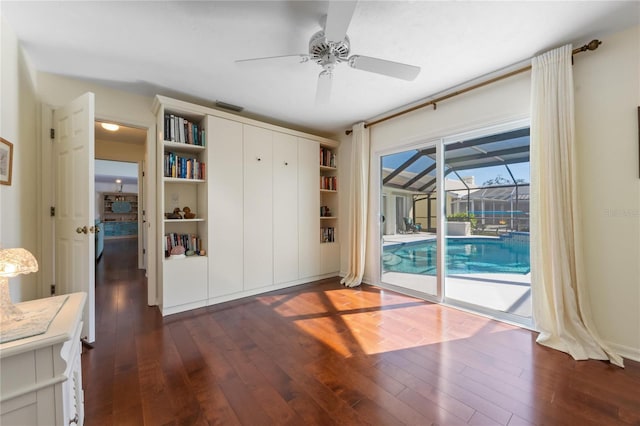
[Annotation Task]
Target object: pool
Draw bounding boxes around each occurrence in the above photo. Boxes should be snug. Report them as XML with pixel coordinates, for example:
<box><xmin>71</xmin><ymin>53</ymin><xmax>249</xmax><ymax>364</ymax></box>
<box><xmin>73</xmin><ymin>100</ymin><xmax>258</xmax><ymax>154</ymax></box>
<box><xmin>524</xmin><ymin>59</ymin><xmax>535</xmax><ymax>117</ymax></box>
<box><xmin>383</xmin><ymin>237</ymin><xmax>530</xmax><ymax>275</ymax></box>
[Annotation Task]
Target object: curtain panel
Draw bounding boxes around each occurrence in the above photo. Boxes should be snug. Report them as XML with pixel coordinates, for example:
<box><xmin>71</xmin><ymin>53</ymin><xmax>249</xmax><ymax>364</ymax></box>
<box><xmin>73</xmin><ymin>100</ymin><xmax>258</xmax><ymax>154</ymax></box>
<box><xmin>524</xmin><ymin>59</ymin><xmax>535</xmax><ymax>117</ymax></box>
<box><xmin>530</xmin><ymin>44</ymin><xmax>623</xmax><ymax>367</ymax></box>
<box><xmin>340</xmin><ymin>122</ymin><xmax>370</xmax><ymax>288</ymax></box>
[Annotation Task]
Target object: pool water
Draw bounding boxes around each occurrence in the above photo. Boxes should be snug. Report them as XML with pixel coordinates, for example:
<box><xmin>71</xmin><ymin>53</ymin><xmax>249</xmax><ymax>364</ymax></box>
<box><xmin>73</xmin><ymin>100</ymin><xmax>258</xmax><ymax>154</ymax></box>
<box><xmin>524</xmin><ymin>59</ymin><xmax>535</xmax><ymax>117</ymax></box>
<box><xmin>383</xmin><ymin>237</ymin><xmax>530</xmax><ymax>275</ymax></box>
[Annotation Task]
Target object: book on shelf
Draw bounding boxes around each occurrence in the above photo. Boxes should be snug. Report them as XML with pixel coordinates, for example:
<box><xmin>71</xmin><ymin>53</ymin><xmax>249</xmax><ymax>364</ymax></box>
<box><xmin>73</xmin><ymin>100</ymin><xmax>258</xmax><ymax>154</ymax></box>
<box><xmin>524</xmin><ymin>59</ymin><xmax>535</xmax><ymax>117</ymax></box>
<box><xmin>321</xmin><ymin>227</ymin><xmax>335</xmax><ymax>243</ymax></box>
<box><xmin>319</xmin><ymin>147</ymin><xmax>336</xmax><ymax>168</ymax></box>
<box><xmin>164</xmin><ymin>233</ymin><xmax>203</xmax><ymax>257</ymax></box>
<box><xmin>164</xmin><ymin>113</ymin><xmax>206</xmax><ymax>146</ymax></box>
<box><xmin>164</xmin><ymin>152</ymin><xmax>206</xmax><ymax>180</ymax></box>
<box><xmin>321</xmin><ymin>176</ymin><xmax>337</xmax><ymax>191</ymax></box>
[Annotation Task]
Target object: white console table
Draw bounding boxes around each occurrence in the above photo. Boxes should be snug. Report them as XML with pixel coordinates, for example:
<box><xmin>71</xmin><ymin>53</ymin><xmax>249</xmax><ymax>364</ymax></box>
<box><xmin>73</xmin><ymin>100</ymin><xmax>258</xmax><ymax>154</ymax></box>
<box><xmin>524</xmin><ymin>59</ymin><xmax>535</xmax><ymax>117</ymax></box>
<box><xmin>0</xmin><ymin>292</ymin><xmax>86</xmax><ymax>425</ymax></box>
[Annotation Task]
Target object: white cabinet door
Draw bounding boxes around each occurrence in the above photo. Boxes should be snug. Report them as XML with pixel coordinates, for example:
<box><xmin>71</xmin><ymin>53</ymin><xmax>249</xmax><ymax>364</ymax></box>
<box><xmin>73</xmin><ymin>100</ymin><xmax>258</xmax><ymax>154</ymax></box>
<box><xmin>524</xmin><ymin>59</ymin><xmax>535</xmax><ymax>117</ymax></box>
<box><xmin>243</xmin><ymin>125</ymin><xmax>273</xmax><ymax>290</ymax></box>
<box><xmin>163</xmin><ymin>256</ymin><xmax>208</xmax><ymax>309</ymax></box>
<box><xmin>208</xmin><ymin>116</ymin><xmax>244</xmax><ymax>298</ymax></box>
<box><xmin>273</xmin><ymin>132</ymin><xmax>299</xmax><ymax>284</ymax></box>
<box><xmin>298</xmin><ymin>138</ymin><xmax>321</xmax><ymax>278</ymax></box>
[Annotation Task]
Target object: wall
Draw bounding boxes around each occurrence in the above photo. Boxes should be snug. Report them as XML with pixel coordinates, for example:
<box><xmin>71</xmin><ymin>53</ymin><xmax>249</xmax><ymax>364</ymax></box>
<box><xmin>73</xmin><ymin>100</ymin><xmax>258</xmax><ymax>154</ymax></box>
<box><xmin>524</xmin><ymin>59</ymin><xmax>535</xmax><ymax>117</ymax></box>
<box><xmin>95</xmin><ymin>138</ymin><xmax>145</xmax><ymax>162</ymax></box>
<box><xmin>573</xmin><ymin>25</ymin><xmax>640</xmax><ymax>360</ymax></box>
<box><xmin>0</xmin><ymin>18</ymin><xmax>39</xmax><ymax>301</ymax></box>
<box><xmin>339</xmin><ymin>25</ymin><xmax>640</xmax><ymax>360</ymax></box>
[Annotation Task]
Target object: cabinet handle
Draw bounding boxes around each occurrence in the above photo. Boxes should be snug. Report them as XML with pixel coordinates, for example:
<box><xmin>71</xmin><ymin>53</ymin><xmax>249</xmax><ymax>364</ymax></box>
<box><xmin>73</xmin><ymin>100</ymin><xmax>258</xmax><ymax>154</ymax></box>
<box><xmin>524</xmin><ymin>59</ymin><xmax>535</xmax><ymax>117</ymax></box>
<box><xmin>256</xmin><ymin>157</ymin><xmax>261</xmax><ymax>162</ymax></box>
<box><xmin>284</xmin><ymin>162</ymin><xmax>289</xmax><ymax>166</ymax></box>
<box><xmin>69</xmin><ymin>414</ymin><xmax>79</xmax><ymax>425</ymax></box>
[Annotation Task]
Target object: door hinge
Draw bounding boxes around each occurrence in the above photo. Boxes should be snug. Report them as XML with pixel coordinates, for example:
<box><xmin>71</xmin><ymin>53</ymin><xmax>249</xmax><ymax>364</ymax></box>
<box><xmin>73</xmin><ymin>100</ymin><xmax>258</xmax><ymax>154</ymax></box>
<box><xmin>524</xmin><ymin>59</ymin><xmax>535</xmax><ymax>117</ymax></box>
<box><xmin>50</xmin><ymin>284</ymin><xmax>56</xmax><ymax>295</ymax></box>
<box><xmin>143</xmin><ymin>248</ymin><xmax>146</xmax><ymax>255</ymax></box>
<box><xmin>50</xmin><ymin>128</ymin><xmax>55</xmax><ymax>139</ymax></box>
<box><xmin>142</xmin><ymin>171</ymin><xmax>145</xmax><ymax>177</ymax></box>
<box><xmin>50</xmin><ymin>206</ymin><xmax>55</xmax><ymax>217</ymax></box>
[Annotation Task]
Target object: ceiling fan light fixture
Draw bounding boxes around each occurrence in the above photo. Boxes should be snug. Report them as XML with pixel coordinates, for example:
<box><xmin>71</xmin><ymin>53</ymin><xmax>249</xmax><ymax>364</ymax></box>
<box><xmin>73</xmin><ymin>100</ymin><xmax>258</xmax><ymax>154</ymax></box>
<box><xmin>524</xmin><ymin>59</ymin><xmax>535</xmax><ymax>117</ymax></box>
<box><xmin>101</xmin><ymin>122</ymin><xmax>120</xmax><ymax>132</ymax></box>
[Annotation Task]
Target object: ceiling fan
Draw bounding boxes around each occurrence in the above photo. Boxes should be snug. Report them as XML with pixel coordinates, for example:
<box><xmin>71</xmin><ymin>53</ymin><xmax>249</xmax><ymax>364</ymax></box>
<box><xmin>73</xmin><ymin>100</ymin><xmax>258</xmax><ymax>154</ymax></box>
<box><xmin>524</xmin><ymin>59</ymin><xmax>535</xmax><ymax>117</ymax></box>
<box><xmin>236</xmin><ymin>1</ymin><xmax>421</xmax><ymax>103</ymax></box>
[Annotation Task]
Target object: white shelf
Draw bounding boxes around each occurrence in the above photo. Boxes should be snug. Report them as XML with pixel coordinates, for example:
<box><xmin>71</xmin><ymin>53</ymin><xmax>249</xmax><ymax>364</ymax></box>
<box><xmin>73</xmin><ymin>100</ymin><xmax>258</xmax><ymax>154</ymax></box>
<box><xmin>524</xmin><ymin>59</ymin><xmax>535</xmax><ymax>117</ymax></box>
<box><xmin>164</xmin><ymin>218</ymin><xmax>205</xmax><ymax>223</ymax></box>
<box><xmin>163</xmin><ymin>141</ymin><xmax>206</xmax><ymax>152</ymax></box>
<box><xmin>320</xmin><ymin>216</ymin><xmax>337</xmax><ymax>220</ymax></box>
<box><xmin>163</xmin><ymin>255</ymin><xmax>208</xmax><ymax>261</ymax></box>
<box><xmin>320</xmin><ymin>165</ymin><xmax>337</xmax><ymax>171</ymax></box>
<box><xmin>163</xmin><ymin>177</ymin><xmax>205</xmax><ymax>183</ymax></box>
<box><xmin>320</xmin><ymin>189</ymin><xmax>337</xmax><ymax>193</ymax></box>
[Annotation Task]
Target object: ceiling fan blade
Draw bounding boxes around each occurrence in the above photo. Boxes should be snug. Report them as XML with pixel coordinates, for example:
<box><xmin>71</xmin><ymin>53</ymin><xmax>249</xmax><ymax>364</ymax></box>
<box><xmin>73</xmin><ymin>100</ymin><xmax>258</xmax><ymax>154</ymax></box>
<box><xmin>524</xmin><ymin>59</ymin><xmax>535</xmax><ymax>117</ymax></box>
<box><xmin>348</xmin><ymin>55</ymin><xmax>421</xmax><ymax>81</ymax></box>
<box><xmin>324</xmin><ymin>1</ymin><xmax>358</xmax><ymax>42</ymax></box>
<box><xmin>235</xmin><ymin>54</ymin><xmax>309</xmax><ymax>64</ymax></box>
<box><xmin>315</xmin><ymin>71</ymin><xmax>332</xmax><ymax>105</ymax></box>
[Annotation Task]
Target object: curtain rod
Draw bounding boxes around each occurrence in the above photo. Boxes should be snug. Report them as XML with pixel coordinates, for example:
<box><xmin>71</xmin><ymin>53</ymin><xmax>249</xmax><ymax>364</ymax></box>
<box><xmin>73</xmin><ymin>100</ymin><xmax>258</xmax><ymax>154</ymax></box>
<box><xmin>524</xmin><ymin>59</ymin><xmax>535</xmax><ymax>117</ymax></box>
<box><xmin>345</xmin><ymin>39</ymin><xmax>602</xmax><ymax>135</ymax></box>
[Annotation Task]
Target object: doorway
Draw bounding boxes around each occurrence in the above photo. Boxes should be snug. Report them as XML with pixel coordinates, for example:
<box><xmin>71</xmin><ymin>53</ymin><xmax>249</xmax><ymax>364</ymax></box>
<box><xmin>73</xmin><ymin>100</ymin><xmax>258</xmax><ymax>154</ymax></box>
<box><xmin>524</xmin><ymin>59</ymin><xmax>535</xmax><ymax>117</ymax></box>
<box><xmin>94</xmin><ymin>159</ymin><xmax>140</xmax><ymax>264</ymax></box>
<box><xmin>94</xmin><ymin>121</ymin><xmax>147</xmax><ymax>270</ymax></box>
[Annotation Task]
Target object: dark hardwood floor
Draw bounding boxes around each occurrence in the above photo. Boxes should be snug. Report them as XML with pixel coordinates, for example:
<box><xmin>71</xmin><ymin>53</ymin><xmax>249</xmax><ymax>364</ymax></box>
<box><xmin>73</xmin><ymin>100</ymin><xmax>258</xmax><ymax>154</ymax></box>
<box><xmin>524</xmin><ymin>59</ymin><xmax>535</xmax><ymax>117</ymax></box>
<box><xmin>83</xmin><ymin>239</ymin><xmax>640</xmax><ymax>425</ymax></box>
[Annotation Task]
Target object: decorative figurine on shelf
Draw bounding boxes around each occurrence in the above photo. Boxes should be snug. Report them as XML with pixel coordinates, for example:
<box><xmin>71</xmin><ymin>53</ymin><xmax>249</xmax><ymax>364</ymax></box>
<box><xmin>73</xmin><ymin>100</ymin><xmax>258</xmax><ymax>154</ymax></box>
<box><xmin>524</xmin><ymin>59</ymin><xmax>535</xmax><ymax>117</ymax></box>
<box><xmin>183</xmin><ymin>206</ymin><xmax>196</xmax><ymax>219</ymax></box>
<box><xmin>166</xmin><ymin>208</ymin><xmax>182</xmax><ymax>219</ymax></box>
<box><xmin>170</xmin><ymin>245</ymin><xmax>185</xmax><ymax>259</ymax></box>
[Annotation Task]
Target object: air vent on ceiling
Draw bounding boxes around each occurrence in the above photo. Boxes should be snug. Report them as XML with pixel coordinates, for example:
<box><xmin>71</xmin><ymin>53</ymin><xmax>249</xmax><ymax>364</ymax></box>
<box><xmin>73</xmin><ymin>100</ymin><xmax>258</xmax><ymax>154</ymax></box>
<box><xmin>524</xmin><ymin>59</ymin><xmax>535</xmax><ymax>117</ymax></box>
<box><xmin>215</xmin><ymin>101</ymin><xmax>244</xmax><ymax>112</ymax></box>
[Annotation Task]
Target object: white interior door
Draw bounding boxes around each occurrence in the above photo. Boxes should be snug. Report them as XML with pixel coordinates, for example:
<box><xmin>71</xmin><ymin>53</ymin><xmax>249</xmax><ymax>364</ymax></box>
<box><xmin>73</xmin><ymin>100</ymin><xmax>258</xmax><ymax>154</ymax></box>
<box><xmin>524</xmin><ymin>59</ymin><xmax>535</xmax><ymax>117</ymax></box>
<box><xmin>54</xmin><ymin>92</ymin><xmax>96</xmax><ymax>343</ymax></box>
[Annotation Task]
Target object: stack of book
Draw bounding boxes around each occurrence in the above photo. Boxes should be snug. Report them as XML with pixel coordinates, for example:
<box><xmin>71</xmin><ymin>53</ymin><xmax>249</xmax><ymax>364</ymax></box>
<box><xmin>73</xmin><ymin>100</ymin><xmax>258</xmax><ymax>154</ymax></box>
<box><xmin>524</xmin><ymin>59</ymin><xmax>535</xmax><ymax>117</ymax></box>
<box><xmin>164</xmin><ymin>233</ymin><xmax>202</xmax><ymax>256</ymax></box>
<box><xmin>164</xmin><ymin>152</ymin><xmax>205</xmax><ymax>180</ymax></box>
<box><xmin>321</xmin><ymin>227</ymin><xmax>335</xmax><ymax>243</ymax></box>
<box><xmin>164</xmin><ymin>113</ymin><xmax>206</xmax><ymax>146</ymax></box>
<box><xmin>321</xmin><ymin>176</ymin><xmax>337</xmax><ymax>190</ymax></box>
<box><xmin>320</xmin><ymin>147</ymin><xmax>336</xmax><ymax>167</ymax></box>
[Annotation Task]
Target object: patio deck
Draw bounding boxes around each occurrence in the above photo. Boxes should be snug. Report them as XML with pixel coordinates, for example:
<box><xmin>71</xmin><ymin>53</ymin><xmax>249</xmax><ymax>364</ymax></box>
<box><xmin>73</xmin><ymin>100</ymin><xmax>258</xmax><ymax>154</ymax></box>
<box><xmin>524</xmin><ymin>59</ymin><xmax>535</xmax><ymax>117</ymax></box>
<box><xmin>381</xmin><ymin>233</ymin><xmax>532</xmax><ymax>323</ymax></box>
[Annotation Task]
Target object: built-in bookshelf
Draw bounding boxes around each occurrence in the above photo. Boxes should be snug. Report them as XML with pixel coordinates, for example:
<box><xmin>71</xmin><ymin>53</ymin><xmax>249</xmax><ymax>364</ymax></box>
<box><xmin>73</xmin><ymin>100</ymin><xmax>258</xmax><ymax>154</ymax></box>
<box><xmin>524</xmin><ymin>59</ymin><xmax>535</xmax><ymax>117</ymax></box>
<box><xmin>154</xmin><ymin>96</ymin><xmax>210</xmax><ymax>315</ymax></box>
<box><xmin>320</xmin><ymin>145</ymin><xmax>338</xmax><ymax>244</ymax></box>
<box><xmin>161</xmin><ymin>115</ymin><xmax>207</xmax><ymax>256</ymax></box>
<box><xmin>153</xmin><ymin>95</ymin><xmax>341</xmax><ymax>316</ymax></box>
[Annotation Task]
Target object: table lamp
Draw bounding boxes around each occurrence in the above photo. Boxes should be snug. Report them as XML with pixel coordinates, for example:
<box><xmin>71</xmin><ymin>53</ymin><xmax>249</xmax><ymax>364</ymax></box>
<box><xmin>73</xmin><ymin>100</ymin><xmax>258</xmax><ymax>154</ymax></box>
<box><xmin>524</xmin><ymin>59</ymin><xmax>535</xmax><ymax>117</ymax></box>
<box><xmin>0</xmin><ymin>248</ymin><xmax>39</xmax><ymax>323</ymax></box>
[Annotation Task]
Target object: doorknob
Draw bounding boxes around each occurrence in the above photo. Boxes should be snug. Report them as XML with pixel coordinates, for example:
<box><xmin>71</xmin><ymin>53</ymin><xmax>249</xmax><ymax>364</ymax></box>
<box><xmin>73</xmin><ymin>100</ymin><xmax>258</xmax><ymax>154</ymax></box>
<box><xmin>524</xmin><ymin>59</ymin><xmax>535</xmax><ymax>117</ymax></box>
<box><xmin>89</xmin><ymin>226</ymin><xmax>97</xmax><ymax>234</ymax></box>
<box><xmin>76</xmin><ymin>226</ymin><xmax>89</xmax><ymax>234</ymax></box>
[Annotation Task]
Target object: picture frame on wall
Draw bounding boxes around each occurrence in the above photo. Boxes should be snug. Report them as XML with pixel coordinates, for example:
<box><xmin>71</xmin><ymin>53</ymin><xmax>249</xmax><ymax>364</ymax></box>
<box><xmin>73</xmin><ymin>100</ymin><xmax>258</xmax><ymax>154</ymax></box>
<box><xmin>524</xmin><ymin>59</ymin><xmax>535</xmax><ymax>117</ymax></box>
<box><xmin>0</xmin><ymin>138</ymin><xmax>13</xmax><ymax>186</ymax></box>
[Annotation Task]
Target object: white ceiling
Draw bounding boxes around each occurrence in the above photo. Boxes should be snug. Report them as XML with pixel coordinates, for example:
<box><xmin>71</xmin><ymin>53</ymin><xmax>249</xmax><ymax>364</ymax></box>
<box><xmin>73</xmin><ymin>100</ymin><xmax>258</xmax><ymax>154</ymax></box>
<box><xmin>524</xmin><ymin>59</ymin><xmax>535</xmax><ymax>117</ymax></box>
<box><xmin>95</xmin><ymin>121</ymin><xmax>146</xmax><ymax>145</ymax></box>
<box><xmin>2</xmin><ymin>1</ymin><xmax>638</xmax><ymax>137</ymax></box>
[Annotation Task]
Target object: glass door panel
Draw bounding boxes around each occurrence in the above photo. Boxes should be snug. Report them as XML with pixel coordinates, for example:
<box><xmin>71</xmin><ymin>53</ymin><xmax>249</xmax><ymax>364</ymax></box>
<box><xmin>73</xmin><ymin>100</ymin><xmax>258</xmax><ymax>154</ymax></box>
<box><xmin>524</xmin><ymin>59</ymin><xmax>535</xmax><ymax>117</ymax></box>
<box><xmin>442</xmin><ymin>127</ymin><xmax>532</xmax><ymax>326</ymax></box>
<box><xmin>380</xmin><ymin>144</ymin><xmax>440</xmax><ymax>299</ymax></box>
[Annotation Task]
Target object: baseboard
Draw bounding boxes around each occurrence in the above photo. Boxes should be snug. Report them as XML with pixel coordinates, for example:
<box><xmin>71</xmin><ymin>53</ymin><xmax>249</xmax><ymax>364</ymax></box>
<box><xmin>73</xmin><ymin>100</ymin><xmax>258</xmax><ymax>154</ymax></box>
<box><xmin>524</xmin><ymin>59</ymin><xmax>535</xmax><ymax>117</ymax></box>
<box><xmin>606</xmin><ymin>340</ymin><xmax>640</xmax><ymax>363</ymax></box>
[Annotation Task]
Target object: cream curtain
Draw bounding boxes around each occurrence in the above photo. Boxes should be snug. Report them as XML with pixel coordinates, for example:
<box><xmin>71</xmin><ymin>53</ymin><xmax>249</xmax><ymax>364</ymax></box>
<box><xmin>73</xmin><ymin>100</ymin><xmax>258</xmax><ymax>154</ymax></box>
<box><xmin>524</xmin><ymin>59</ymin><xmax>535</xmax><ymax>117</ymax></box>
<box><xmin>340</xmin><ymin>122</ymin><xmax>370</xmax><ymax>288</ymax></box>
<box><xmin>530</xmin><ymin>45</ymin><xmax>623</xmax><ymax>367</ymax></box>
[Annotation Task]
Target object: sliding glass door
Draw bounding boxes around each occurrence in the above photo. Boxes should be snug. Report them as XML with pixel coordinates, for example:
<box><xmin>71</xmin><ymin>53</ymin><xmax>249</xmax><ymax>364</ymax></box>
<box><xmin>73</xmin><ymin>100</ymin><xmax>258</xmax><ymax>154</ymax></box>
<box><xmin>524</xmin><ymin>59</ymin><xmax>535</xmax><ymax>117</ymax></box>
<box><xmin>379</xmin><ymin>121</ymin><xmax>532</xmax><ymax>326</ymax></box>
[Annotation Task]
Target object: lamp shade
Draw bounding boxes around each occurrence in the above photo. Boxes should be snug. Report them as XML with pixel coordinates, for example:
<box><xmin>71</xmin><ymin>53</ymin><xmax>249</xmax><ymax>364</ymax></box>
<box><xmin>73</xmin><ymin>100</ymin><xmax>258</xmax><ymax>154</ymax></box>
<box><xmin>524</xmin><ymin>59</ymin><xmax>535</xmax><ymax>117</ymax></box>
<box><xmin>0</xmin><ymin>248</ymin><xmax>39</xmax><ymax>277</ymax></box>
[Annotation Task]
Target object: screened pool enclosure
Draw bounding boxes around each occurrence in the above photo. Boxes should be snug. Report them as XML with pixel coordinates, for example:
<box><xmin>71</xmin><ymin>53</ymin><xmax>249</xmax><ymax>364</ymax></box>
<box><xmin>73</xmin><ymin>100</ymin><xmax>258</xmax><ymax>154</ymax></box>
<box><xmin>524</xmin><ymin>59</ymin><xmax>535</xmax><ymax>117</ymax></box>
<box><xmin>382</xmin><ymin>128</ymin><xmax>530</xmax><ymax>236</ymax></box>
